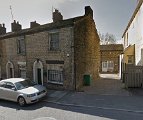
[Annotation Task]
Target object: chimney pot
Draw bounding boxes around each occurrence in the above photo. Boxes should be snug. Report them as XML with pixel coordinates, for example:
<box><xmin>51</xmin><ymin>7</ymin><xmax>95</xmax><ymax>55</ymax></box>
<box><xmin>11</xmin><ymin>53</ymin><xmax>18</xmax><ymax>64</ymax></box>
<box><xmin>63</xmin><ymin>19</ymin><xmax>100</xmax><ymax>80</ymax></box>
<box><xmin>11</xmin><ymin>20</ymin><xmax>22</xmax><ymax>32</ymax></box>
<box><xmin>2</xmin><ymin>23</ymin><xmax>5</xmax><ymax>27</ymax></box>
<box><xmin>53</xmin><ymin>9</ymin><xmax>63</xmax><ymax>22</ymax></box>
<box><xmin>30</xmin><ymin>21</ymin><xmax>40</xmax><ymax>28</ymax></box>
<box><xmin>0</xmin><ymin>23</ymin><xmax>6</xmax><ymax>35</ymax></box>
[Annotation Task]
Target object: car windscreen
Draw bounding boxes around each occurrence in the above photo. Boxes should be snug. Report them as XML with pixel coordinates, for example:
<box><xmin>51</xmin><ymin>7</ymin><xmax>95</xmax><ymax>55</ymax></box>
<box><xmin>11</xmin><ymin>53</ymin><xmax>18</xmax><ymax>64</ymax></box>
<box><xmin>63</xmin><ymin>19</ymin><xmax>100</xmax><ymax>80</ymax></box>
<box><xmin>15</xmin><ymin>80</ymin><xmax>36</xmax><ymax>90</ymax></box>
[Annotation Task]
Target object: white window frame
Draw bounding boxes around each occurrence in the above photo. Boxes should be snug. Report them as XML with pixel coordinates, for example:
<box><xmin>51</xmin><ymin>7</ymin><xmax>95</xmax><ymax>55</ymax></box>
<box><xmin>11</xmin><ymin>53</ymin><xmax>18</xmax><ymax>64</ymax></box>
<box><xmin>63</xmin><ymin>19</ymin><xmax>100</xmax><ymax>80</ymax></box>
<box><xmin>48</xmin><ymin>70</ymin><xmax>63</xmax><ymax>85</ymax></box>
<box><xmin>102</xmin><ymin>61</ymin><xmax>114</xmax><ymax>72</ymax></box>
<box><xmin>49</xmin><ymin>32</ymin><xmax>60</xmax><ymax>51</ymax></box>
<box><xmin>128</xmin><ymin>55</ymin><xmax>133</xmax><ymax>64</ymax></box>
<box><xmin>17</xmin><ymin>36</ymin><xmax>26</xmax><ymax>55</ymax></box>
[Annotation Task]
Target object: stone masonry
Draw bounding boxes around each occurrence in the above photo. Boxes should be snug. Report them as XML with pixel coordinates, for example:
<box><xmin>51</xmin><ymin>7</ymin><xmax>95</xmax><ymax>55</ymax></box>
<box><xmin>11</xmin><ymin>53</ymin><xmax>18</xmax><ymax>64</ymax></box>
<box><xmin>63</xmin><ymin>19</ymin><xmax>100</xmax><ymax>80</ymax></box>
<box><xmin>100</xmin><ymin>44</ymin><xmax>123</xmax><ymax>73</ymax></box>
<box><xmin>0</xmin><ymin>6</ymin><xmax>100</xmax><ymax>90</ymax></box>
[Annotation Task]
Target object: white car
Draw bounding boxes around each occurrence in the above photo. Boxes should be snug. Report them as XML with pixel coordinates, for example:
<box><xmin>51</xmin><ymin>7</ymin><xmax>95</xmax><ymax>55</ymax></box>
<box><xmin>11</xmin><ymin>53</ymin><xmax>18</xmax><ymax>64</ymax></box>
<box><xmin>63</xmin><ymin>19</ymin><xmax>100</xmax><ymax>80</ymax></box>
<box><xmin>0</xmin><ymin>78</ymin><xmax>47</xmax><ymax>106</ymax></box>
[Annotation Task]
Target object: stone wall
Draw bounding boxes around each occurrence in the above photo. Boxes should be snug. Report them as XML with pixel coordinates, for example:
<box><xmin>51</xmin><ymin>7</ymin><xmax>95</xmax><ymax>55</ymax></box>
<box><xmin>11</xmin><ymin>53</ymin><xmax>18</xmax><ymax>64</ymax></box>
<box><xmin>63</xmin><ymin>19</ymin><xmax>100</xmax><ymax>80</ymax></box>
<box><xmin>74</xmin><ymin>15</ymin><xmax>100</xmax><ymax>90</ymax></box>
<box><xmin>0</xmin><ymin>6</ymin><xmax>100</xmax><ymax>91</ymax></box>
<box><xmin>26</xmin><ymin>27</ymin><xmax>74</xmax><ymax>90</ymax></box>
<box><xmin>100</xmin><ymin>51</ymin><xmax>122</xmax><ymax>73</ymax></box>
<box><xmin>0</xmin><ymin>37</ymin><xmax>26</xmax><ymax>79</ymax></box>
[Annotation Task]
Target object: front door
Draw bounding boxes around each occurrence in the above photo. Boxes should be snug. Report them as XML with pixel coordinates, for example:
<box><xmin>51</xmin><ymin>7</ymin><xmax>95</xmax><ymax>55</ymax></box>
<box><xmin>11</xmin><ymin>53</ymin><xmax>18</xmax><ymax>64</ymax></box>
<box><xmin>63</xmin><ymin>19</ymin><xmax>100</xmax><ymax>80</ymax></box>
<box><xmin>10</xmin><ymin>68</ymin><xmax>13</xmax><ymax>78</ymax></box>
<box><xmin>37</xmin><ymin>68</ymin><xmax>42</xmax><ymax>85</ymax></box>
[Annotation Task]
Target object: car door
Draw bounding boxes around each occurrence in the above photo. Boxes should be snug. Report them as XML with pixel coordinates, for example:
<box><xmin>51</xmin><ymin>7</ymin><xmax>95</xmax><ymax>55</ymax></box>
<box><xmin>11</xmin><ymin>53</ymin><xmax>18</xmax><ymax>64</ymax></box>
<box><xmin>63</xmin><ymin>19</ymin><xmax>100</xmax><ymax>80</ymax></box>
<box><xmin>0</xmin><ymin>81</ymin><xmax>6</xmax><ymax>99</ymax></box>
<box><xmin>3</xmin><ymin>82</ymin><xmax>18</xmax><ymax>102</ymax></box>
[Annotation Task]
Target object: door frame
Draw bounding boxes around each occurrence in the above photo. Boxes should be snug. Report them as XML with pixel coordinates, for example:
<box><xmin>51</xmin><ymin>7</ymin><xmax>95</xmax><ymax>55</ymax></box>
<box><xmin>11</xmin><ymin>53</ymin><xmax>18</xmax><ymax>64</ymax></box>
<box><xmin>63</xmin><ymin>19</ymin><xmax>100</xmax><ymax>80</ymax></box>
<box><xmin>33</xmin><ymin>60</ymin><xmax>43</xmax><ymax>85</ymax></box>
<box><xmin>6</xmin><ymin>61</ymin><xmax>14</xmax><ymax>78</ymax></box>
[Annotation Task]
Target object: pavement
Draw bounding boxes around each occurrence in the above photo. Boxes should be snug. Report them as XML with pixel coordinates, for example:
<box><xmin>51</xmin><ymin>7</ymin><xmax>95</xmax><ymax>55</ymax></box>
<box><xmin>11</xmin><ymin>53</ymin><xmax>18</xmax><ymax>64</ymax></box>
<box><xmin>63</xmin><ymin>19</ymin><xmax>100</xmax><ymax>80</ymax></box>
<box><xmin>45</xmin><ymin>90</ymin><xmax>69</xmax><ymax>102</ymax></box>
<box><xmin>80</xmin><ymin>74</ymin><xmax>130</xmax><ymax>96</ymax></box>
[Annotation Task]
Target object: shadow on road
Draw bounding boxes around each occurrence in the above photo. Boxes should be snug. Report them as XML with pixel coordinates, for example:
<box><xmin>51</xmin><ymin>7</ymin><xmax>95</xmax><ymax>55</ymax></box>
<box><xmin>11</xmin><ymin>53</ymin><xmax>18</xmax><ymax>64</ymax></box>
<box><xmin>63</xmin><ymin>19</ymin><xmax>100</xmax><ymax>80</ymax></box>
<box><xmin>0</xmin><ymin>99</ymin><xmax>142</xmax><ymax>120</ymax></box>
<box><xmin>0</xmin><ymin>94</ymin><xmax>143</xmax><ymax>120</ymax></box>
<box><xmin>0</xmin><ymin>99</ymin><xmax>45</xmax><ymax>111</ymax></box>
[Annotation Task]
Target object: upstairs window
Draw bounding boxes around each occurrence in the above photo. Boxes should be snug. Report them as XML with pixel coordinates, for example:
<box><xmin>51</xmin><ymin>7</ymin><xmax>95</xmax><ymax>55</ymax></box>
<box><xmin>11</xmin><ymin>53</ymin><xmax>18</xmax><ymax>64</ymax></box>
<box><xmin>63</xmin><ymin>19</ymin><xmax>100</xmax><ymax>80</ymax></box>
<box><xmin>17</xmin><ymin>36</ymin><xmax>25</xmax><ymax>55</ymax></box>
<box><xmin>128</xmin><ymin>55</ymin><xmax>134</xmax><ymax>64</ymax></box>
<box><xmin>49</xmin><ymin>33</ymin><xmax>59</xmax><ymax>51</ymax></box>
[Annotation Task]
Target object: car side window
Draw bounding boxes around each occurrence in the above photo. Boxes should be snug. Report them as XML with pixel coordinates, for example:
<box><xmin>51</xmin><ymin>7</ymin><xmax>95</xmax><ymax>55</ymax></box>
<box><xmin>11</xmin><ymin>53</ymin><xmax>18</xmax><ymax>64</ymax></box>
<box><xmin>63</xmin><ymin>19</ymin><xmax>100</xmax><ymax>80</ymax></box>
<box><xmin>5</xmin><ymin>82</ymin><xmax>15</xmax><ymax>90</ymax></box>
<box><xmin>0</xmin><ymin>82</ymin><xmax>6</xmax><ymax>88</ymax></box>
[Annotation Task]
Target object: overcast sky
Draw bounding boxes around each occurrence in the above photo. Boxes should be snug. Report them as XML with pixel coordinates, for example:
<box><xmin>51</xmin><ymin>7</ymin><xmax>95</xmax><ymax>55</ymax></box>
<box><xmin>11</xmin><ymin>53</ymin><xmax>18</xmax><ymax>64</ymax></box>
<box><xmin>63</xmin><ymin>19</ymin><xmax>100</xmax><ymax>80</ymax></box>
<box><xmin>0</xmin><ymin>0</ymin><xmax>137</xmax><ymax>41</ymax></box>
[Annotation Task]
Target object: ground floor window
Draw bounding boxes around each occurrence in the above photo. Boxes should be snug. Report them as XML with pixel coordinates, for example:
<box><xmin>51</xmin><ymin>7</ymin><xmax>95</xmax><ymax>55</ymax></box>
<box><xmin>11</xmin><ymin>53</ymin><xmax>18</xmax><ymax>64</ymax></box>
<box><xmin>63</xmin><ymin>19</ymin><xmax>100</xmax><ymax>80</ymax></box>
<box><xmin>20</xmin><ymin>69</ymin><xmax>26</xmax><ymax>78</ymax></box>
<box><xmin>102</xmin><ymin>61</ymin><xmax>114</xmax><ymax>72</ymax></box>
<box><xmin>48</xmin><ymin>70</ymin><xmax>63</xmax><ymax>84</ymax></box>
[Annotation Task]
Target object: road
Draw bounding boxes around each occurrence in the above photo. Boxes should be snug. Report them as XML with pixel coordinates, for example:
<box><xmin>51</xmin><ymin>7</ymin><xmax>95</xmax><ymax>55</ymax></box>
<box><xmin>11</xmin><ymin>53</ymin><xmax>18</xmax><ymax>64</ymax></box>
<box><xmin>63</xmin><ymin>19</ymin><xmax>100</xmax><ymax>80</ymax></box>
<box><xmin>0</xmin><ymin>99</ymin><xmax>143</xmax><ymax>120</ymax></box>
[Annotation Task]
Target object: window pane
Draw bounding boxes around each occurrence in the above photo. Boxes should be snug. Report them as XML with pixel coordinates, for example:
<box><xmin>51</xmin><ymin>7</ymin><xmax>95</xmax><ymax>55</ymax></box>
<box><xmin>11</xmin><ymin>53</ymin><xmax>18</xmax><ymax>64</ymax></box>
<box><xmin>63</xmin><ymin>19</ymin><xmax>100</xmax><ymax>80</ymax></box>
<box><xmin>0</xmin><ymin>82</ymin><xmax>6</xmax><ymax>87</ymax></box>
<box><xmin>48</xmin><ymin>70</ymin><xmax>63</xmax><ymax>84</ymax></box>
<box><xmin>17</xmin><ymin>36</ymin><xmax>25</xmax><ymax>54</ymax></box>
<box><xmin>102</xmin><ymin>62</ymin><xmax>107</xmax><ymax>68</ymax></box>
<box><xmin>108</xmin><ymin>61</ymin><xmax>114</xmax><ymax>68</ymax></box>
<box><xmin>5</xmin><ymin>82</ymin><xmax>15</xmax><ymax>89</ymax></box>
<box><xmin>128</xmin><ymin>55</ymin><xmax>133</xmax><ymax>64</ymax></box>
<box><xmin>50</xmin><ymin>33</ymin><xmax>59</xmax><ymax>51</ymax></box>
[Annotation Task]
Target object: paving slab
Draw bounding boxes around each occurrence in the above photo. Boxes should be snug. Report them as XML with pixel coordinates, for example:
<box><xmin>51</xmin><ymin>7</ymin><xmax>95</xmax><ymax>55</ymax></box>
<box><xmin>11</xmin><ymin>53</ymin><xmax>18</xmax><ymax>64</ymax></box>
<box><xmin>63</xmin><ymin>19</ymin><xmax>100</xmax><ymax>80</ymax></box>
<box><xmin>44</xmin><ymin>90</ymin><xmax>69</xmax><ymax>102</ymax></box>
<box><xmin>81</xmin><ymin>74</ymin><xmax>130</xmax><ymax>96</ymax></box>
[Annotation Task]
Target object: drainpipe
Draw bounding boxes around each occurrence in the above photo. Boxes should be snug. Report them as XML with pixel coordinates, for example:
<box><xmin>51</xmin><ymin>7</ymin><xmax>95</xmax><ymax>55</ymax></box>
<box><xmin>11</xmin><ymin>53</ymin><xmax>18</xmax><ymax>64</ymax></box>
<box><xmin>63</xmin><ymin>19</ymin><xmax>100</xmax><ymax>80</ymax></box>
<box><xmin>71</xmin><ymin>27</ymin><xmax>76</xmax><ymax>91</ymax></box>
<box><xmin>74</xmin><ymin>63</ymin><xmax>76</xmax><ymax>91</ymax></box>
<box><xmin>24</xmin><ymin>35</ymin><xmax>28</xmax><ymax>79</ymax></box>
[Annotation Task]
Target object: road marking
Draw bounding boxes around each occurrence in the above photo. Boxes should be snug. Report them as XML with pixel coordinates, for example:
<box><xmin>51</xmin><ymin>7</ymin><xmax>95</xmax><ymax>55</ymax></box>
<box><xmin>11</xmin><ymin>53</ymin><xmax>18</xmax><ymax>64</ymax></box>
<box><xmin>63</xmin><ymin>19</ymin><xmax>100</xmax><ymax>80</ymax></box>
<box><xmin>33</xmin><ymin>117</ymin><xmax>57</xmax><ymax>120</ymax></box>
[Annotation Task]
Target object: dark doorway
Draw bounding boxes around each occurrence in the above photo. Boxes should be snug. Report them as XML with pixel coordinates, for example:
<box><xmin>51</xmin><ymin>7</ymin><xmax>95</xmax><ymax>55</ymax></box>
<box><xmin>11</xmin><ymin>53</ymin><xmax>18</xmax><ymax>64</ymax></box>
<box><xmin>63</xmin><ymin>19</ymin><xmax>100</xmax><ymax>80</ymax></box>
<box><xmin>37</xmin><ymin>68</ymin><xmax>42</xmax><ymax>85</ymax></box>
<box><xmin>10</xmin><ymin>68</ymin><xmax>13</xmax><ymax>78</ymax></box>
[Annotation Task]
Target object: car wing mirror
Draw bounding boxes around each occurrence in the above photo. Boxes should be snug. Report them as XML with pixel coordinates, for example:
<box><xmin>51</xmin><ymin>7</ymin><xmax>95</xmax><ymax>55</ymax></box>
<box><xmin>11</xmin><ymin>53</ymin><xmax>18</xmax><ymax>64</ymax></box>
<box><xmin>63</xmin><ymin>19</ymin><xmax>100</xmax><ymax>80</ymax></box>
<box><xmin>12</xmin><ymin>87</ymin><xmax>17</xmax><ymax>91</ymax></box>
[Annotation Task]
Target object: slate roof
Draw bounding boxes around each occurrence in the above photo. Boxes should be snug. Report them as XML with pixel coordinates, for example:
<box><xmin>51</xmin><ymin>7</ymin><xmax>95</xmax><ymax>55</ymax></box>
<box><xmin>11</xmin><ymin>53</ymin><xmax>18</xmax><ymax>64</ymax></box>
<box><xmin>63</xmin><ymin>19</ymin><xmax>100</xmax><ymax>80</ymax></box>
<box><xmin>0</xmin><ymin>16</ymin><xmax>84</xmax><ymax>40</ymax></box>
<box><xmin>100</xmin><ymin>44</ymin><xmax>123</xmax><ymax>51</ymax></box>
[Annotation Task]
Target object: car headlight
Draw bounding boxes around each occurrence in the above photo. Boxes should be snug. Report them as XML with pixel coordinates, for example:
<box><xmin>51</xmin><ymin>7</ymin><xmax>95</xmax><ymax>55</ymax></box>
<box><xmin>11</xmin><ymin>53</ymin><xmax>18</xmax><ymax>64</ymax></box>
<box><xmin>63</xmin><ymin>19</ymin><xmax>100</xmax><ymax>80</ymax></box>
<box><xmin>27</xmin><ymin>93</ymin><xmax>36</xmax><ymax>97</ymax></box>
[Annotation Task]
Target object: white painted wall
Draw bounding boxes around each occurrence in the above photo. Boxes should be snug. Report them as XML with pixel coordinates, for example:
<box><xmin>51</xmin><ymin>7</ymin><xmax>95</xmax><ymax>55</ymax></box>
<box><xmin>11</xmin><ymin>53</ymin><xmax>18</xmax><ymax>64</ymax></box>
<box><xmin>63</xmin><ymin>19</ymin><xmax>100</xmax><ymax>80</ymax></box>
<box><xmin>123</xmin><ymin>4</ymin><xmax>143</xmax><ymax>65</ymax></box>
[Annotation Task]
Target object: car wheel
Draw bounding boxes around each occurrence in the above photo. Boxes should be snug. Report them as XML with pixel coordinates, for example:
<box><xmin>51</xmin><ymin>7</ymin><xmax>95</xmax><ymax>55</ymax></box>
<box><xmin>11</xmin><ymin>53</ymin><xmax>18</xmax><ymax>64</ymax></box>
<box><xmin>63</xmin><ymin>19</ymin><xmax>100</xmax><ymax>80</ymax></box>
<box><xmin>18</xmin><ymin>96</ymin><xmax>26</xmax><ymax>107</ymax></box>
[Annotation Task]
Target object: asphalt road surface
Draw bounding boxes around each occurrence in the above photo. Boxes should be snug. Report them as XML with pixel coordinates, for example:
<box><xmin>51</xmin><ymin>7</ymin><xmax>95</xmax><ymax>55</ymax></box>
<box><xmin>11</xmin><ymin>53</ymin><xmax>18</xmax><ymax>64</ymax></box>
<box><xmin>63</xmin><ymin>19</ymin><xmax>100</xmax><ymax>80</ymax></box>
<box><xmin>0</xmin><ymin>99</ymin><xmax>143</xmax><ymax>120</ymax></box>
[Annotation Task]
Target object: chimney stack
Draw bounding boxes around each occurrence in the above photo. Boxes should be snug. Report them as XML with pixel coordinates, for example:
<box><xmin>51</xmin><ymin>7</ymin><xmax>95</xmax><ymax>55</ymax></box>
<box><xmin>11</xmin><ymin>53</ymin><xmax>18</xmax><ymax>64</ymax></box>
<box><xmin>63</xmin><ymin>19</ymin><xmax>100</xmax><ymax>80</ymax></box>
<box><xmin>85</xmin><ymin>6</ymin><xmax>93</xmax><ymax>18</ymax></box>
<box><xmin>0</xmin><ymin>23</ymin><xmax>6</xmax><ymax>35</ymax></box>
<box><xmin>53</xmin><ymin>9</ymin><xmax>63</xmax><ymax>22</ymax></box>
<box><xmin>11</xmin><ymin>20</ymin><xmax>22</xmax><ymax>32</ymax></box>
<box><xmin>30</xmin><ymin>21</ymin><xmax>40</xmax><ymax>28</ymax></box>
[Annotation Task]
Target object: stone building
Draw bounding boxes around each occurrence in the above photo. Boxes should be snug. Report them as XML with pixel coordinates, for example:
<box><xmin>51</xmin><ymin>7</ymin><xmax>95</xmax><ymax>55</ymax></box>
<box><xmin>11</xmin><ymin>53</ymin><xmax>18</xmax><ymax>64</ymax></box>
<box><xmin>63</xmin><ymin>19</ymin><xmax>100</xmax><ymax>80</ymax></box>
<box><xmin>100</xmin><ymin>44</ymin><xmax>123</xmax><ymax>73</ymax></box>
<box><xmin>0</xmin><ymin>6</ymin><xmax>100</xmax><ymax>90</ymax></box>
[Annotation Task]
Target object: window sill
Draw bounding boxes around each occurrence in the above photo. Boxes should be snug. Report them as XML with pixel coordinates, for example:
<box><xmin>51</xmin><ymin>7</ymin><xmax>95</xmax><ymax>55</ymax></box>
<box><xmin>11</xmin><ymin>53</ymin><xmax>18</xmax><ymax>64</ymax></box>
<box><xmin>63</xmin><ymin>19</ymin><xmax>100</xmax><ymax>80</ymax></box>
<box><xmin>17</xmin><ymin>53</ymin><xmax>26</xmax><ymax>56</ymax></box>
<box><xmin>48</xmin><ymin>50</ymin><xmax>61</xmax><ymax>54</ymax></box>
<box><xmin>48</xmin><ymin>81</ymin><xmax>63</xmax><ymax>85</ymax></box>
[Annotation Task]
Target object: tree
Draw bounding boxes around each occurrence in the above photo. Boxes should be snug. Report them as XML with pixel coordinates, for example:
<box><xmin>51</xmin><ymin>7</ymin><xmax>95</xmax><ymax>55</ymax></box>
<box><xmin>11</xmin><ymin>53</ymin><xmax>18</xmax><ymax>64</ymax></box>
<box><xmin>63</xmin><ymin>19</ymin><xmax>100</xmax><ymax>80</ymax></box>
<box><xmin>99</xmin><ymin>32</ymin><xmax>116</xmax><ymax>45</ymax></box>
